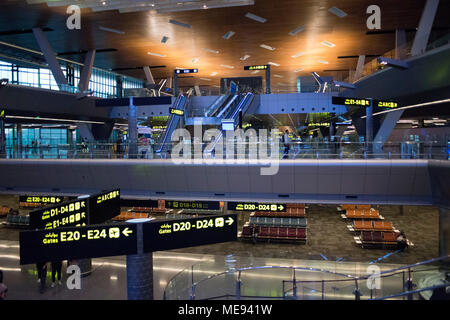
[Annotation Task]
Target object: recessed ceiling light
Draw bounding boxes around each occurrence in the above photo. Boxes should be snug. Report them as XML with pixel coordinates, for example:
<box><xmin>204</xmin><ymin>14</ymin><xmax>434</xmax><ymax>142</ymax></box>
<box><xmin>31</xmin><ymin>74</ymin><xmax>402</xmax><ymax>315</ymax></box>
<box><xmin>99</xmin><ymin>26</ymin><xmax>125</xmax><ymax>34</ymax></box>
<box><xmin>268</xmin><ymin>61</ymin><xmax>280</xmax><ymax>66</ymax></box>
<box><xmin>220</xmin><ymin>64</ymin><xmax>234</xmax><ymax>69</ymax></box>
<box><xmin>169</xmin><ymin>19</ymin><xmax>191</xmax><ymax>29</ymax></box>
<box><xmin>240</xmin><ymin>54</ymin><xmax>251</xmax><ymax>61</ymax></box>
<box><xmin>245</xmin><ymin>12</ymin><xmax>266</xmax><ymax>23</ymax></box>
<box><xmin>192</xmin><ymin>57</ymin><xmax>199</xmax><ymax>63</ymax></box>
<box><xmin>147</xmin><ymin>52</ymin><xmax>166</xmax><ymax>57</ymax></box>
<box><xmin>291</xmin><ymin>52</ymin><xmax>305</xmax><ymax>58</ymax></box>
<box><xmin>289</xmin><ymin>26</ymin><xmax>304</xmax><ymax>36</ymax></box>
<box><xmin>203</xmin><ymin>4</ymin><xmax>208</xmax><ymax>9</ymax></box>
<box><xmin>321</xmin><ymin>41</ymin><xmax>336</xmax><ymax>48</ymax></box>
<box><xmin>161</xmin><ymin>36</ymin><xmax>169</xmax><ymax>43</ymax></box>
<box><xmin>294</xmin><ymin>68</ymin><xmax>304</xmax><ymax>72</ymax></box>
<box><xmin>328</xmin><ymin>6</ymin><xmax>347</xmax><ymax>18</ymax></box>
<box><xmin>200</xmin><ymin>78</ymin><xmax>211</xmax><ymax>81</ymax></box>
<box><xmin>260</xmin><ymin>44</ymin><xmax>275</xmax><ymax>51</ymax></box>
<box><xmin>318</xmin><ymin>60</ymin><xmax>329</xmax><ymax>64</ymax></box>
<box><xmin>223</xmin><ymin>31</ymin><xmax>235</xmax><ymax>40</ymax></box>
<box><xmin>274</xmin><ymin>74</ymin><xmax>283</xmax><ymax>78</ymax></box>
<box><xmin>250</xmin><ymin>70</ymin><xmax>260</xmax><ymax>74</ymax></box>
<box><xmin>203</xmin><ymin>48</ymin><xmax>219</xmax><ymax>54</ymax></box>
<box><xmin>210</xmin><ymin>72</ymin><xmax>218</xmax><ymax>76</ymax></box>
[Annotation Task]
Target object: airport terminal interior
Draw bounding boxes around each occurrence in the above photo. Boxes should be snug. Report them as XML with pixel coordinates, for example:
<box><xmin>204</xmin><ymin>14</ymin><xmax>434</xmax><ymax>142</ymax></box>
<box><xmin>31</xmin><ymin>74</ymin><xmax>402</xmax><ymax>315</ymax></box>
<box><xmin>0</xmin><ymin>0</ymin><xmax>449</xmax><ymax>302</ymax></box>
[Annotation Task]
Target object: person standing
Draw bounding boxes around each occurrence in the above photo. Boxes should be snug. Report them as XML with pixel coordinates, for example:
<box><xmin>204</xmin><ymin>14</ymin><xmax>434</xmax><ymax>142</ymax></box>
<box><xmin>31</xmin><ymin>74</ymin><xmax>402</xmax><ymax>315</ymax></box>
<box><xmin>282</xmin><ymin>130</ymin><xmax>290</xmax><ymax>159</ymax></box>
<box><xmin>51</xmin><ymin>260</ymin><xmax>63</xmax><ymax>287</ymax></box>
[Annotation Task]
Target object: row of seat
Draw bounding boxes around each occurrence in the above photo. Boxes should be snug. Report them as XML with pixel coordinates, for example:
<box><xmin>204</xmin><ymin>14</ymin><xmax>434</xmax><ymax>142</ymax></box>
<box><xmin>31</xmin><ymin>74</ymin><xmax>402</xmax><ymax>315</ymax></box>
<box><xmin>248</xmin><ymin>216</ymin><xmax>307</xmax><ymax>228</ymax></box>
<box><xmin>241</xmin><ymin>225</ymin><xmax>307</xmax><ymax>240</ymax></box>
<box><xmin>252</xmin><ymin>207</ymin><xmax>306</xmax><ymax>218</ymax></box>
<box><xmin>19</xmin><ymin>202</ymin><xmax>42</xmax><ymax>208</ymax></box>
<box><xmin>0</xmin><ymin>206</ymin><xmax>11</xmax><ymax>216</ymax></box>
<box><xmin>342</xmin><ymin>204</ymin><xmax>371</xmax><ymax>210</ymax></box>
<box><xmin>353</xmin><ymin>220</ymin><xmax>394</xmax><ymax>231</ymax></box>
<box><xmin>360</xmin><ymin>231</ymin><xmax>399</xmax><ymax>244</ymax></box>
<box><xmin>345</xmin><ymin>209</ymin><xmax>380</xmax><ymax>219</ymax></box>
<box><xmin>5</xmin><ymin>214</ymin><xmax>30</xmax><ymax>227</ymax></box>
<box><xmin>286</xmin><ymin>203</ymin><xmax>306</xmax><ymax>209</ymax></box>
<box><xmin>113</xmin><ymin>211</ymin><xmax>149</xmax><ymax>221</ymax></box>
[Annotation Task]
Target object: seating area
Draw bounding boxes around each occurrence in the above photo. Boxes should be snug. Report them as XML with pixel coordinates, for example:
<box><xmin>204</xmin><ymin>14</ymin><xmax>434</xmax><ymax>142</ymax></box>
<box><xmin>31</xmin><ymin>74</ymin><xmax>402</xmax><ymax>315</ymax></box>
<box><xmin>239</xmin><ymin>203</ymin><xmax>307</xmax><ymax>243</ymax></box>
<box><xmin>3</xmin><ymin>214</ymin><xmax>30</xmax><ymax>228</ymax></box>
<box><xmin>253</xmin><ymin>207</ymin><xmax>305</xmax><ymax>217</ymax></box>
<box><xmin>350</xmin><ymin>220</ymin><xmax>395</xmax><ymax>232</ymax></box>
<box><xmin>0</xmin><ymin>206</ymin><xmax>11</xmax><ymax>217</ymax></box>
<box><xmin>112</xmin><ymin>211</ymin><xmax>150</xmax><ymax>221</ymax></box>
<box><xmin>240</xmin><ymin>225</ymin><xmax>307</xmax><ymax>242</ymax></box>
<box><xmin>131</xmin><ymin>200</ymin><xmax>167</xmax><ymax>214</ymax></box>
<box><xmin>354</xmin><ymin>231</ymin><xmax>400</xmax><ymax>249</ymax></box>
<box><xmin>342</xmin><ymin>208</ymin><xmax>383</xmax><ymax>220</ymax></box>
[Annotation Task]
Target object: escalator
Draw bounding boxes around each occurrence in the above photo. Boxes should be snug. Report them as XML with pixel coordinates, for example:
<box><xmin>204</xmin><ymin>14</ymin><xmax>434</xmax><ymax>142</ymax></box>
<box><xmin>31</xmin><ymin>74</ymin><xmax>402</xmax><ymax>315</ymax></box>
<box><xmin>204</xmin><ymin>92</ymin><xmax>255</xmax><ymax>154</ymax></box>
<box><xmin>155</xmin><ymin>94</ymin><xmax>188</xmax><ymax>154</ymax></box>
<box><xmin>203</xmin><ymin>81</ymin><xmax>238</xmax><ymax>117</ymax></box>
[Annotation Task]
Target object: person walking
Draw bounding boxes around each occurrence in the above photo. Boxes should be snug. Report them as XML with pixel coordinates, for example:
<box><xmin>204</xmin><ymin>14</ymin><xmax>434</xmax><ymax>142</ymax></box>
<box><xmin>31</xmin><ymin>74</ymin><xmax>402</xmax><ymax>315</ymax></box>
<box><xmin>36</xmin><ymin>261</ymin><xmax>49</xmax><ymax>293</ymax></box>
<box><xmin>51</xmin><ymin>260</ymin><xmax>63</xmax><ymax>287</ymax></box>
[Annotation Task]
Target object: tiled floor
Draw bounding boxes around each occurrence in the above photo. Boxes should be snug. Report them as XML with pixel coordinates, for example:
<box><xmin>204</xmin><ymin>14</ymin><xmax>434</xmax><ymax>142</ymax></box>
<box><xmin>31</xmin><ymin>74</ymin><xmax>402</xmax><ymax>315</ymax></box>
<box><xmin>0</xmin><ymin>194</ymin><xmax>443</xmax><ymax>300</ymax></box>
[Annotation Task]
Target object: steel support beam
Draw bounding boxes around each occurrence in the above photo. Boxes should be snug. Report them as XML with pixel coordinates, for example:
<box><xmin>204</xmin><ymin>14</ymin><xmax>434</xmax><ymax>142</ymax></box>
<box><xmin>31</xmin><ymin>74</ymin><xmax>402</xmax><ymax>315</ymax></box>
<box><xmin>411</xmin><ymin>0</ymin><xmax>440</xmax><ymax>56</ymax></box>
<box><xmin>373</xmin><ymin>110</ymin><xmax>404</xmax><ymax>154</ymax></box>
<box><xmin>354</xmin><ymin>55</ymin><xmax>366</xmax><ymax>81</ymax></box>
<box><xmin>143</xmin><ymin>66</ymin><xmax>155</xmax><ymax>85</ymax></box>
<box><xmin>395</xmin><ymin>29</ymin><xmax>408</xmax><ymax>60</ymax></box>
<box><xmin>78</xmin><ymin>50</ymin><xmax>96</xmax><ymax>93</ymax></box>
<box><xmin>32</xmin><ymin>28</ymin><xmax>69</xmax><ymax>90</ymax></box>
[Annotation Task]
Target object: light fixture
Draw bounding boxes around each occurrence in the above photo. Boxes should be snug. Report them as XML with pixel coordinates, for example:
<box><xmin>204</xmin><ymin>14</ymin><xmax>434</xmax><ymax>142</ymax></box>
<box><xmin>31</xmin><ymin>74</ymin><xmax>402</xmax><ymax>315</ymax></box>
<box><xmin>268</xmin><ymin>61</ymin><xmax>280</xmax><ymax>66</ymax></box>
<box><xmin>321</xmin><ymin>41</ymin><xmax>336</xmax><ymax>48</ymax></box>
<box><xmin>220</xmin><ymin>64</ymin><xmax>234</xmax><ymax>69</ymax></box>
<box><xmin>250</xmin><ymin>70</ymin><xmax>260</xmax><ymax>74</ymax></box>
<box><xmin>169</xmin><ymin>19</ymin><xmax>191</xmax><ymax>29</ymax></box>
<box><xmin>240</xmin><ymin>54</ymin><xmax>251</xmax><ymax>61</ymax></box>
<box><xmin>99</xmin><ymin>26</ymin><xmax>125</xmax><ymax>35</ymax></box>
<box><xmin>245</xmin><ymin>12</ymin><xmax>266</xmax><ymax>23</ymax></box>
<box><xmin>203</xmin><ymin>4</ymin><xmax>208</xmax><ymax>9</ymax></box>
<box><xmin>294</xmin><ymin>68</ymin><xmax>304</xmax><ymax>73</ymax></box>
<box><xmin>291</xmin><ymin>52</ymin><xmax>305</xmax><ymax>58</ymax></box>
<box><xmin>210</xmin><ymin>72</ymin><xmax>218</xmax><ymax>76</ymax></box>
<box><xmin>192</xmin><ymin>57</ymin><xmax>199</xmax><ymax>63</ymax></box>
<box><xmin>274</xmin><ymin>74</ymin><xmax>283</xmax><ymax>78</ymax></box>
<box><xmin>329</xmin><ymin>6</ymin><xmax>347</xmax><ymax>18</ymax></box>
<box><xmin>377</xmin><ymin>57</ymin><xmax>409</xmax><ymax>69</ymax></box>
<box><xmin>200</xmin><ymin>78</ymin><xmax>211</xmax><ymax>81</ymax></box>
<box><xmin>289</xmin><ymin>26</ymin><xmax>305</xmax><ymax>36</ymax></box>
<box><xmin>147</xmin><ymin>52</ymin><xmax>166</xmax><ymax>57</ymax></box>
<box><xmin>223</xmin><ymin>31</ymin><xmax>235</xmax><ymax>40</ymax></box>
<box><xmin>161</xmin><ymin>36</ymin><xmax>169</xmax><ymax>43</ymax></box>
<box><xmin>0</xmin><ymin>78</ymin><xmax>8</xmax><ymax>86</ymax></box>
<box><xmin>203</xmin><ymin>48</ymin><xmax>219</xmax><ymax>54</ymax></box>
<box><xmin>260</xmin><ymin>44</ymin><xmax>275</xmax><ymax>51</ymax></box>
<box><xmin>317</xmin><ymin>60</ymin><xmax>329</xmax><ymax>64</ymax></box>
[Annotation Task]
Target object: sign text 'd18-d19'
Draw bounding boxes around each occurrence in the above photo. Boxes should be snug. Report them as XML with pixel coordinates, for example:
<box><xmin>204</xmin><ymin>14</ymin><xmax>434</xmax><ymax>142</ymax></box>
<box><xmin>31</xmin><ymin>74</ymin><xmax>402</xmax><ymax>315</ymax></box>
<box><xmin>19</xmin><ymin>224</ymin><xmax>137</xmax><ymax>265</ymax></box>
<box><xmin>165</xmin><ymin>200</ymin><xmax>221</xmax><ymax>211</ymax></box>
<box><xmin>143</xmin><ymin>214</ymin><xmax>237</xmax><ymax>252</ymax></box>
<box><xmin>227</xmin><ymin>202</ymin><xmax>286</xmax><ymax>212</ymax></box>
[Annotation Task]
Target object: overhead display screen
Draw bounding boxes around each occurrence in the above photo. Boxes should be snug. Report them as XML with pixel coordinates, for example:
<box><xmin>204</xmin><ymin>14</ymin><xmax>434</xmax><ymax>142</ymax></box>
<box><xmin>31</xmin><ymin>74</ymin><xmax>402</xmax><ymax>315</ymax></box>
<box><xmin>332</xmin><ymin>96</ymin><xmax>371</xmax><ymax>107</ymax></box>
<box><xmin>29</xmin><ymin>198</ymin><xmax>88</xmax><ymax>230</ymax></box>
<box><xmin>227</xmin><ymin>202</ymin><xmax>286</xmax><ymax>212</ymax></box>
<box><xmin>88</xmin><ymin>189</ymin><xmax>121</xmax><ymax>224</ymax></box>
<box><xmin>244</xmin><ymin>65</ymin><xmax>268</xmax><ymax>70</ymax></box>
<box><xmin>169</xmin><ymin>108</ymin><xmax>185</xmax><ymax>116</ymax></box>
<box><xmin>143</xmin><ymin>214</ymin><xmax>237</xmax><ymax>252</ymax></box>
<box><xmin>165</xmin><ymin>200</ymin><xmax>220</xmax><ymax>211</ymax></box>
<box><xmin>19</xmin><ymin>224</ymin><xmax>137</xmax><ymax>265</ymax></box>
<box><xmin>19</xmin><ymin>196</ymin><xmax>65</xmax><ymax>206</ymax></box>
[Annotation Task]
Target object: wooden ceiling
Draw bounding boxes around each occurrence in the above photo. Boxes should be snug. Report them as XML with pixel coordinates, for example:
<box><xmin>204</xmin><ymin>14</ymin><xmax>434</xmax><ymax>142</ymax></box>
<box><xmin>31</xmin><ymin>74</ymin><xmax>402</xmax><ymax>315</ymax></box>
<box><xmin>0</xmin><ymin>0</ymin><xmax>449</xmax><ymax>90</ymax></box>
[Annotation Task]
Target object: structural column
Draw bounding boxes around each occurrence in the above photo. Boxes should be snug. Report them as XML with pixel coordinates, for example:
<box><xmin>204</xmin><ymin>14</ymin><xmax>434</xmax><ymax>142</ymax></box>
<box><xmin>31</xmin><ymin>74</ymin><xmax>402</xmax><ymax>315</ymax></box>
<box><xmin>16</xmin><ymin>123</ymin><xmax>22</xmax><ymax>158</ymax></box>
<box><xmin>411</xmin><ymin>0</ymin><xmax>440</xmax><ymax>56</ymax></box>
<box><xmin>265</xmin><ymin>65</ymin><xmax>271</xmax><ymax>94</ymax></box>
<box><xmin>366</xmin><ymin>100</ymin><xmax>373</xmax><ymax>153</ymax></box>
<box><xmin>127</xmin><ymin>97</ymin><xmax>138</xmax><ymax>158</ymax></box>
<box><xmin>78</xmin><ymin>50</ymin><xmax>96</xmax><ymax>94</ymax></box>
<box><xmin>0</xmin><ymin>114</ymin><xmax>5</xmax><ymax>156</ymax></box>
<box><xmin>173</xmin><ymin>71</ymin><xmax>178</xmax><ymax>96</ymax></box>
<box><xmin>126</xmin><ymin>222</ymin><xmax>153</xmax><ymax>300</ymax></box>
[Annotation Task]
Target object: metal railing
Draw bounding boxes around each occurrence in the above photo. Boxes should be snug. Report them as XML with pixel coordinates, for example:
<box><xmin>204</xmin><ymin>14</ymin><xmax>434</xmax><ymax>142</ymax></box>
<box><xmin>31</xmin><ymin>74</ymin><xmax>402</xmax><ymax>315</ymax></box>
<box><xmin>163</xmin><ymin>255</ymin><xmax>450</xmax><ymax>300</ymax></box>
<box><xmin>1</xmin><ymin>140</ymin><xmax>448</xmax><ymax>160</ymax></box>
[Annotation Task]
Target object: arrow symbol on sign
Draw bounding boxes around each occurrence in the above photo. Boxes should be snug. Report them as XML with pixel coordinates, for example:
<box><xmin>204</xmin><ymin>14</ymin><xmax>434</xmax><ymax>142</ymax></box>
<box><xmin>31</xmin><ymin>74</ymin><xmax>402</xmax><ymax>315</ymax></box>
<box><xmin>56</xmin><ymin>198</ymin><xmax>61</xmax><ymax>203</ymax></box>
<box><xmin>122</xmin><ymin>228</ymin><xmax>133</xmax><ymax>237</ymax></box>
<box><xmin>278</xmin><ymin>205</ymin><xmax>284</xmax><ymax>211</ymax></box>
<box><xmin>226</xmin><ymin>217</ymin><xmax>234</xmax><ymax>225</ymax></box>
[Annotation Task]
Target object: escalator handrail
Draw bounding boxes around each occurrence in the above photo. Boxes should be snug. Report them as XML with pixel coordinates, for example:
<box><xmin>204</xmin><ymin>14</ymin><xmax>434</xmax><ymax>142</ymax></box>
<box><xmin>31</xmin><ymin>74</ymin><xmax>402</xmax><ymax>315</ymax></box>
<box><xmin>205</xmin><ymin>94</ymin><xmax>230</xmax><ymax>117</ymax></box>
<box><xmin>216</xmin><ymin>95</ymin><xmax>239</xmax><ymax>119</ymax></box>
<box><xmin>156</xmin><ymin>95</ymin><xmax>186</xmax><ymax>153</ymax></box>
